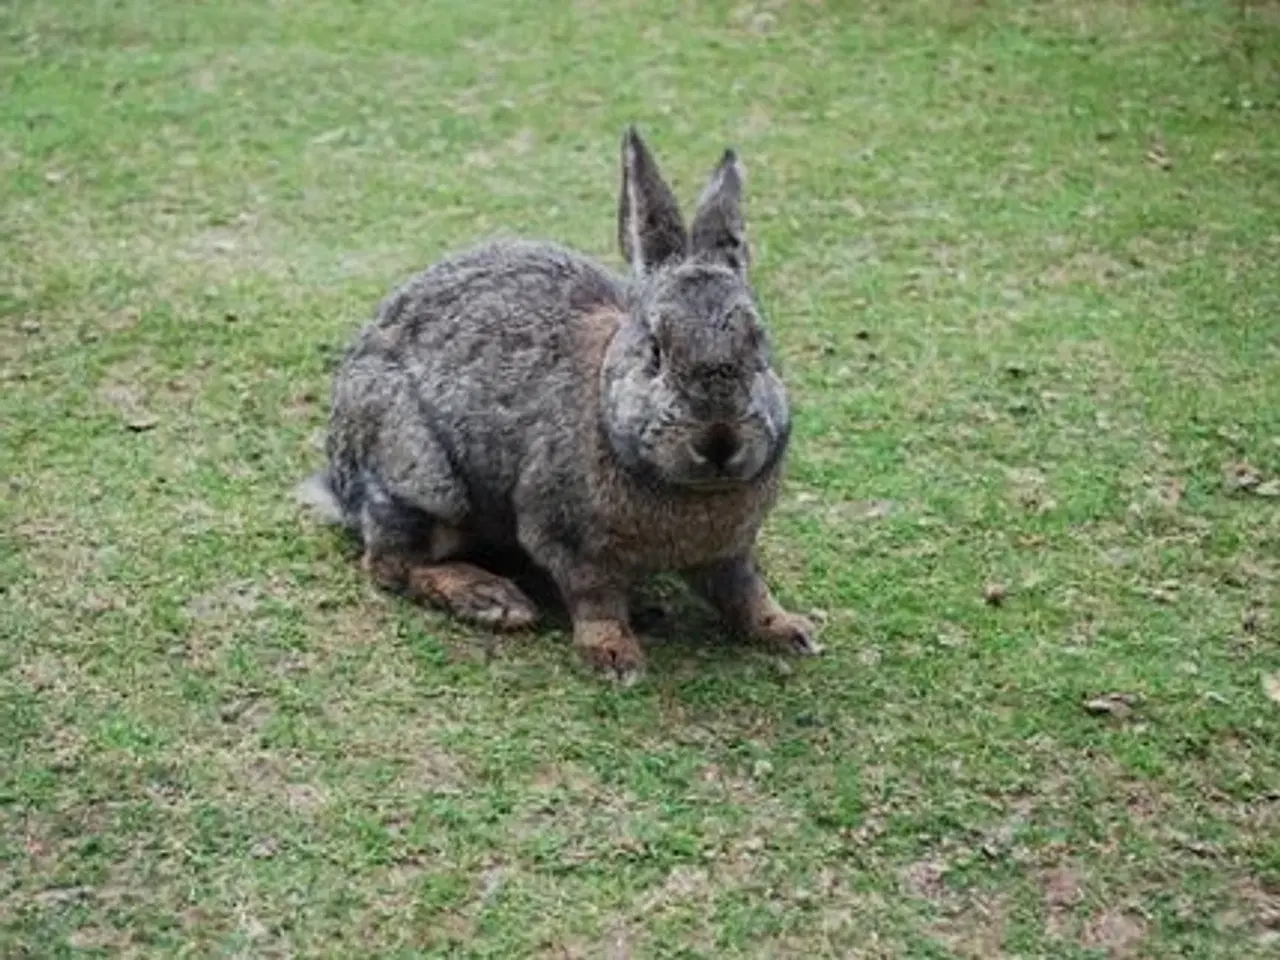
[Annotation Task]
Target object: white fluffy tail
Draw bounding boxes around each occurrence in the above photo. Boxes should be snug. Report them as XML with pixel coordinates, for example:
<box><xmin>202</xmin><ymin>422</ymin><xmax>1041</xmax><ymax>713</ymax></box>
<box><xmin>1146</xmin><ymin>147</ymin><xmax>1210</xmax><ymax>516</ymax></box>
<box><xmin>294</xmin><ymin>471</ymin><xmax>344</xmax><ymax>525</ymax></box>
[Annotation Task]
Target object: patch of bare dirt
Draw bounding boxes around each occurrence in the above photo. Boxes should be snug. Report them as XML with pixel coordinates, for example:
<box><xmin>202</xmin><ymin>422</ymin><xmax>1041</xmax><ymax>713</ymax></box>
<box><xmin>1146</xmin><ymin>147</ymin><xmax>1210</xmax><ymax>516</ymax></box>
<box><xmin>194</xmin><ymin>749</ymin><xmax>336</xmax><ymax>821</ymax></box>
<box><xmin>16</xmin><ymin>651</ymin><xmax>87</xmax><ymax>699</ymax></box>
<box><xmin>928</xmin><ymin>895</ymin><xmax>1010</xmax><ymax>959</ymax></box>
<box><xmin>66</xmin><ymin>924</ymin><xmax>135</xmax><ymax>952</ymax></box>
<box><xmin>177</xmin><ymin>219</ymin><xmax>291</xmax><ymax>281</ymax></box>
<box><xmin>1042</xmin><ymin>250</ymin><xmax>1128</xmax><ymax>289</ymax></box>
<box><xmin>0</xmin><ymin>320</ymin><xmax>44</xmax><ymax>365</ymax></box>
<box><xmin>902</xmin><ymin>858</ymin><xmax>949</xmax><ymax>901</ymax></box>
<box><xmin>183</xmin><ymin>580</ymin><xmax>262</xmax><ymax>624</ymax></box>
<box><xmin>1006</xmin><ymin>465</ymin><xmax>1056</xmax><ymax>514</ymax></box>
<box><xmin>13</xmin><ymin>515</ymin><xmax>71</xmax><ymax>550</ymax></box>
<box><xmin>280</xmin><ymin>388</ymin><xmax>321</xmax><ymax>422</ymax></box>
<box><xmin>1226</xmin><ymin>879</ymin><xmax>1280</xmax><ymax>935</ymax></box>
<box><xmin>639</xmin><ymin>865</ymin><xmax>710</xmax><ymax>913</ymax></box>
<box><xmin>10</xmin><ymin>515</ymin><xmax>119</xmax><ymax>615</ymax></box>
<box><xmin>1081</xmin><ymin>909</ymin><xmax>1148</xmax><ymax>956</ymax></box>
<box><xmin>96</xmin><ymin>381</ymin><xmax>160</xmax><ymax>430</ymax></box>
<box><xmin>1043</xmin><ymin>864</ymin><xmax>1087</xmax><ymax>938</ymax></box>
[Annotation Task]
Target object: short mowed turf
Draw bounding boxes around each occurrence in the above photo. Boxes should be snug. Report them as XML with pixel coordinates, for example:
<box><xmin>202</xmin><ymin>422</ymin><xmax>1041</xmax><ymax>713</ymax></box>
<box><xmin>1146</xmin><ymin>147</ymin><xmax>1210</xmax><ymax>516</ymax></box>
<box><xmin>3</xmin><ymin>0</ymin><xmax>1280</xmax><ymax>955</ymax></box>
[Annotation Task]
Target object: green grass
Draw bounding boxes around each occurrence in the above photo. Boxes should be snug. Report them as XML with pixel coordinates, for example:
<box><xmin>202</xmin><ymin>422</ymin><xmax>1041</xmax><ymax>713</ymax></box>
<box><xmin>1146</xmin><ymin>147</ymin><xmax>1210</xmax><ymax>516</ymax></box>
<box><xmin>3</xmin><ymin>0</ymin><xmax>1280</xmax><ymax>955</ymax></box>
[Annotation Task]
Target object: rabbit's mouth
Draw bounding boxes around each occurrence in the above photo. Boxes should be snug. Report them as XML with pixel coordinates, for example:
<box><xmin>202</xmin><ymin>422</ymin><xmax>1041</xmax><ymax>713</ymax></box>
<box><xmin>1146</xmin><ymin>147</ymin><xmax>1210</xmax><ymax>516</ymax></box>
<box><xmin>679</xmin><ymin>476</ymin><xmax>756</xmax><ymax>494</ymax></box>
<box><xmin>606</xmin><ymin>415</ymin><xmax>783</xmax><ymax>491</ymax></box>
<box><xmin>678</xmin><ymin>421</ymin><xmax>772</xmax><ymax>487</ymax></box>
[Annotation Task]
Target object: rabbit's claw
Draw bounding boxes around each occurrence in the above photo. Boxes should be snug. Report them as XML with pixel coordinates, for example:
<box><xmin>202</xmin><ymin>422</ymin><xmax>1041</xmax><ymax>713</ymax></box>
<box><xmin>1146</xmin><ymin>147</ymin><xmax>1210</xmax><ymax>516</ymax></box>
<box><xmin>575</xmin><ymin>620</ymin><xmax>645</xmax><ymax>685</ymax></box>
<box><xmin>760</xmin><ymin>611</ymin><xmax>824</xmax><ymax>657</ymax></box>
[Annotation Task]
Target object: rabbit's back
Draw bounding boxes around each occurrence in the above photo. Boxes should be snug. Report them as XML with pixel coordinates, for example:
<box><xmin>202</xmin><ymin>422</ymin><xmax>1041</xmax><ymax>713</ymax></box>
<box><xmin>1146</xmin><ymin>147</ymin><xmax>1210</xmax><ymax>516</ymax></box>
<box><xmin>326</xmin><ymin>240</ymin><xmax>623</xmax><ymax>542</ymax></box>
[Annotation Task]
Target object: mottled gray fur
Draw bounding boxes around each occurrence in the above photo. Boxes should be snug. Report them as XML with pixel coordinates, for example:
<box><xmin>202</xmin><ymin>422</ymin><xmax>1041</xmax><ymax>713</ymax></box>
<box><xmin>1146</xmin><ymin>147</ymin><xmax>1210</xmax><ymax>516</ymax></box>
<box><xmin>306</xmin><ymin>127</ymin><xmax>820</xmax><ymax>680</ymax></box>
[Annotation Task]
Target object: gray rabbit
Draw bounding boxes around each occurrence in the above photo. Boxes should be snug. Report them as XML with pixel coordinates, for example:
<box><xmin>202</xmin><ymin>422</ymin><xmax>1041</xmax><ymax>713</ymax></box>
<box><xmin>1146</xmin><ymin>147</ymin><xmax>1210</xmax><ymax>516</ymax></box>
<box><xmin>301</xmin><ymin>127</ymin><xmax>821</xmax><ymax>682</ymax></box>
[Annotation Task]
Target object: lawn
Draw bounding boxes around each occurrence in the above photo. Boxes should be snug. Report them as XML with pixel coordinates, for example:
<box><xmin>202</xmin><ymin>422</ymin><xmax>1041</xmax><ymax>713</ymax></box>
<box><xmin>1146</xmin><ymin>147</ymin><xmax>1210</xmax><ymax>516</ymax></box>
<box><xmin>3</xmin><ymin>0</ymin><xmax>1280</xmax><ymax>955</ymax></box>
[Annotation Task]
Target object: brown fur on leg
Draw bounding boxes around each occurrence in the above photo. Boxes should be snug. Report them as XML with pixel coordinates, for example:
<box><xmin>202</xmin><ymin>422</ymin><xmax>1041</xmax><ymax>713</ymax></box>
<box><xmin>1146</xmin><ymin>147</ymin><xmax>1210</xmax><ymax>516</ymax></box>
<box><xmin>686</xmin><ymin>555</ymin><xmax>822</xmax><ymax>656</ymax></box>
<box><xmin>363</xmin><ymin>551</ymin><xmax>537</xmax><ymax>630</ymax></box>
<box><xmin>407</xmin><ymin>562</ymin><xmax>538</xmax><ymax>630</ymax></box>
<box><xmin>573</xmin><ymin>619</ymin><xmax>644</xmax><ymax>684</ymax></box>
<box><xmin>549</xmin><ymin>574</ymin><xmax>645</xmax><ymax>683</ymax></box>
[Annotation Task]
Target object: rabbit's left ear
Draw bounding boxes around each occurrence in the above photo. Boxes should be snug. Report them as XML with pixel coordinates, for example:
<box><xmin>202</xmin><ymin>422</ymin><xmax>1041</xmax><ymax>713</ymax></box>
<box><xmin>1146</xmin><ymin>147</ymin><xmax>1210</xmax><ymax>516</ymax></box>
<box><xmin>618</xmin><ymin>126</ymin><xmax>688</xmax><ymax>276</ymax></box>
<box><xmin>690</xmin><ymin>148</ymin><xmax>750</xmax><ymax>276</ymax></box>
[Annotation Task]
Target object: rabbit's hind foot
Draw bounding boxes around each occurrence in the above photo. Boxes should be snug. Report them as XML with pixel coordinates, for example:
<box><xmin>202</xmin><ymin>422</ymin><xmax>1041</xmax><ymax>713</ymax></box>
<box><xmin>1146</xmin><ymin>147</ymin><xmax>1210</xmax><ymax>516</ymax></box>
<box><xmin>363</xmin><ymin>550</ymin><xmax>539</xmax><ymax>631</ymax></box>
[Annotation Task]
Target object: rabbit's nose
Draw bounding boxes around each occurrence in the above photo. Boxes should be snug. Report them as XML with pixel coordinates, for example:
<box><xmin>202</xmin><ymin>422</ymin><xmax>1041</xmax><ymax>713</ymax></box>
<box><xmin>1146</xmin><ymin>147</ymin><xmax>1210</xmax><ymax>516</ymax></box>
<box><xmin>691</xmin><ymin>423</ymin><xmax>741</xmax><ymax>471</ymax></box>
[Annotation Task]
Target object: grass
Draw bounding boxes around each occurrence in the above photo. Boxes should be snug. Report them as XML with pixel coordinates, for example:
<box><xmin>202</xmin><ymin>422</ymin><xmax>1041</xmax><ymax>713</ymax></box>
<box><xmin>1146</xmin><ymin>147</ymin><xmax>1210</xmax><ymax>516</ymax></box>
<box><xmin>2</xmin><ymin>0</ymin><xmax>1280</xmax><ymax>955</ymax></box>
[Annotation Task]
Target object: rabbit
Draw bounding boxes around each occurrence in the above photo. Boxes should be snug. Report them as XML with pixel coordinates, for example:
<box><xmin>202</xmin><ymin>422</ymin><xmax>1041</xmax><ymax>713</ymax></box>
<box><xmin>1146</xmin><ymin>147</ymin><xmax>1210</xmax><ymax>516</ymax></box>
<box><xmin>300</xmin><ymin>126</ymin><xmax>821</xmax><ymax>682</ymax></box>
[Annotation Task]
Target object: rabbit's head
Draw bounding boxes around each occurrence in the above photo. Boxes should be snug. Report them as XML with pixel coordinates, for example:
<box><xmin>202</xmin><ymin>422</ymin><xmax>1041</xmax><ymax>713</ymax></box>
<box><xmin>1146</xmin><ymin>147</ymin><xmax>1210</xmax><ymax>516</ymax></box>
<box><xmin>601</xmin><ymin>128</ymin><xmax>790</xmax><ymax>491</ymax></box>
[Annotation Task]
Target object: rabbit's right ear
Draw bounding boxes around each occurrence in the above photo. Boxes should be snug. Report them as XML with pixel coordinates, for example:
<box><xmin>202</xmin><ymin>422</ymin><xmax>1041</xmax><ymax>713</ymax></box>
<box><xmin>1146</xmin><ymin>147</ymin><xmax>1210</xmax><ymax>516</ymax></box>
<box><xmin>618</xmin><ymin>127</ymin><xmax>688</xmax><ymax>276</ymax></box>
<box><xmin>689</xmin><ymin>148</ymin><xmax>749</xmax><ymax>276</ymax></box>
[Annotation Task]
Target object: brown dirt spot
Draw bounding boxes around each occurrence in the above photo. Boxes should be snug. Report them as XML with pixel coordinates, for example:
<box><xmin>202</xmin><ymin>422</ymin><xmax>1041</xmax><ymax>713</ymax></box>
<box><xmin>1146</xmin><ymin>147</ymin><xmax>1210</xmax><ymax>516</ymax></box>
<box><xmin>639</xmin><ymin>865</ymin><xmax>710</xmax><ymax>913</ymax></box>
<box><xmin>1006</xmin><ymin>465</ymin><xmax>1055</xmax><ymax>514</ymax></box>
<box><xmin>742</xmin><ymin>104</ymin><xmax>772</xmax><ymax>138</ymax></box>
<box><xmin>1236</xmin><ymin>880</ymin><xmax>1280</xmax><ymax>932</ymax></box>
<box><xmin>1043</xmin><ymin>250</ymin><xmax>1128</xmax><ymax>289</ymax></box>
<box><xmin>203</xmin><ymin>750</ymin><xmax>331</xmax><ymax>816</ymax></box>
<box><xmin>283</xmin><ymin>782</ymin><xmax>328</xmax><ymax>815</ymax></box>
<box><xmin>529</xmin><ymin>762</ymin><xmax>597</xmax><ymax>795</ymax></box>
<box><xmin>67</xmin><ymin>924</ymin><xmax>134</xmax><ymax>951</ymax></box>
<box><xmin>1043</xmin><ymin>865</ymin><xmax>1086</xmax><ymax>938</ymax></box>
<box><xmin>390</xmin><ymin>745</ymin><xmax>466</xmax><ymax>792</ymax></box>
<box><xmin>17</xmin><ymin>652</ymin><xmax>86</xmax><ymax>697</ymax></box>
<box><xmin>280</xmin><ymin>388</ymin><xmax>321</xmax><ymax>422</ymax></box>
<box><xmin>179</xmin><ymin>222</ymin><xmax>288</xmax><ymax>279</ymax></box>
<box><xmin>94</xmin><ymin>378</ymin><xmax>168</xmax><ymax>430</ymax></box>
<box><xmin>0</xmin><ymin>323</ymin><xmax>39</xmax><ymax>365</ymax></box>
<box><xmin>1082</xmin><ymin>910</ymin><xmax>1148</xmax><ymax>956</ymax></box>
<box><xmin>183</xmin><ymin>580</ymin><xmax>262</xmax><ymax>624</ymax></box>
<box><xmin>902</xmin><ymin>858</ymin><xmax>948</xmax><ymax>901</ymax></box>
<box><xmin>603</xmin><ymin>926</ymin><xmax>632</xmax><ymax>960</ymax></box>
<box><xmin>13</xmin><ymin>516</ymin><xmax>71</xmax><ymax>549</ymax></box>
<box><xmin>929</xmin><ymin>895</ymin><xmax>1009</xmax><ymax>959</ymax></box>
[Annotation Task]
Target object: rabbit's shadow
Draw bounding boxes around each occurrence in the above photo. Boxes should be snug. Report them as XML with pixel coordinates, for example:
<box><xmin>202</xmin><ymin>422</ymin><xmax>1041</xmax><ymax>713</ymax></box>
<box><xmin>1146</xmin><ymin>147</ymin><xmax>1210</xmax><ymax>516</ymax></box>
<box><xmin>489</xmin><ymin>549</ymin><xmax>728</xmax><ymax>650</ymax></box>
<box><xmin>328</xmin><ymin>533</ymin><xmax>755</xmax><ymax>663</ymax></box>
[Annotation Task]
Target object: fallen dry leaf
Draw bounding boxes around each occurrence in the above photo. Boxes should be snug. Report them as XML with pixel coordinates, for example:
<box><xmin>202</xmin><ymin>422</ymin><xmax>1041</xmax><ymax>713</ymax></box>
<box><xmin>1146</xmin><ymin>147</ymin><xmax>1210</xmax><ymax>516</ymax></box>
<box><xmin>125</xmin><ymin>415</ymin><xmax>160</xmax><ymax>432</ymax></box>
<box><xmin>1224</xmin><ymin>461</ymin><xmax>1263</xmax><ymax>493</ymax></box>
<box><xmin>1084</xmin><ymin>692</ymin><xmax>1140</xmax><ymax>718</ymax></box>
<box><xmin>1146</xmin><ymin>140</ymin><xmax>1172</xmax><ymax>170</ymax></box>
<box><xmin>1255</xmin><ymin>479</ymin><xmax>1280</xmax><ymax>498</ymax></box>
<box><xmin>1263</xmin><ymin>673</ymin><xmax>1280</xmax><ymax>706</ymax></box>
<box><xmin>848</xmin><ymin>498</ymin><xmax>897</xmax><ymax>520</ymax></box>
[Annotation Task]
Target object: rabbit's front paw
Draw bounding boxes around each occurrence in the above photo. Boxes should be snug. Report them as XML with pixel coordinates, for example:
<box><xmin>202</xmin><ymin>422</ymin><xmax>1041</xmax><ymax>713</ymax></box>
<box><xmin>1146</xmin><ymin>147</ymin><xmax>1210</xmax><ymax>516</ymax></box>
<box><xmin>757</xmin><ymin>611</ymin><xmax>824</xmax><ymax>657</ymax></box>
<box><xmin>574</xmin><ymin>620</ymin><xmax>645</xmax><ymax>685</ymax></box>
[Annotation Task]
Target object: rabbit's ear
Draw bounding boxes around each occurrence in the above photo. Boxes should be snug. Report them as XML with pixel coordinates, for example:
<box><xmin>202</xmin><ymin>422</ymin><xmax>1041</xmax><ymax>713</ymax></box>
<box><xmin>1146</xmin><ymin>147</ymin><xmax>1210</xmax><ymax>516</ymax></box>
<box><xmin>690</xmin><ymin>149</ymin><xmax>750</xmax><ymax>276</ymax></box>
<box><xmin>618</xmin><ymin>126</ymin><xmax>688</xmax><ymax>275</ymax></box>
